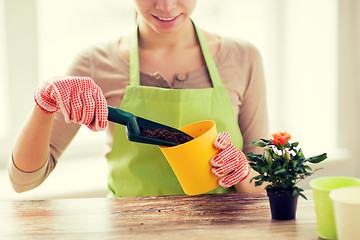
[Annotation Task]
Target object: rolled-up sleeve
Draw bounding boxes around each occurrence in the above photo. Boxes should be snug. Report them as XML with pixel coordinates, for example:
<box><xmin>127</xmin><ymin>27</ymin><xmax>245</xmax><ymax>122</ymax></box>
<box><xmin>8</xmin><ymin>152</ymin><xmax>55</xmax><ymax>193</ymax></box>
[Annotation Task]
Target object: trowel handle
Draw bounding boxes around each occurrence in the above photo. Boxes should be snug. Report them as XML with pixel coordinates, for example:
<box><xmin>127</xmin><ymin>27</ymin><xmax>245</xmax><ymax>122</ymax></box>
<box><xmin>107</xmin><ymin>106</ymin><xmax>141</xmax><ymax>134</ymax></box>
<box><xmin>107</xmin><ymin>106</ymin><xmax>134</xmax><ymax>125</ymax></box>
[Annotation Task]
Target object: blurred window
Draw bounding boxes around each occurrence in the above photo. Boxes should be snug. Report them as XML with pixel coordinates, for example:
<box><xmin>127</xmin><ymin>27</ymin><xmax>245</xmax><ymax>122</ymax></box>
<box><xmin>0</xmin><ymin>0</ymin><xmax>9</xmax><ymax>143</ymax></box>
<box><xmin>1</xmin><ymin>0</ymin><xmax>339</xmax><ymax>165</ymax></box>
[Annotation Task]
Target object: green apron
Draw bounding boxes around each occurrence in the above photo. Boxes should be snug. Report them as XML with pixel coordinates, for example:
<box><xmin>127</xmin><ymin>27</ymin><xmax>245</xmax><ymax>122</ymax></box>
<box><xmin>107</xmin><ymin>23</ymin><xmax>243</xmax><ymax>197</ymax></box>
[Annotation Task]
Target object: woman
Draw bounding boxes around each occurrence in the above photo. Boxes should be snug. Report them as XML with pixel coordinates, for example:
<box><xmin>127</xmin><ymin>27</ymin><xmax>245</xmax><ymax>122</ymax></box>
<box><xmin>9</xmin><ymin>0</ymin><xmax>268</xmax><ymax>197</ymax></box>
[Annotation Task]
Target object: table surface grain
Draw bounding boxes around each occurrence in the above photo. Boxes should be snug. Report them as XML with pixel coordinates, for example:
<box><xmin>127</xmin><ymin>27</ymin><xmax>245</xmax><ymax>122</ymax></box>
<box><xmin>0</xmin><ymin>191</ymin><xmax>321</xmax><ymax>240</ymax></box>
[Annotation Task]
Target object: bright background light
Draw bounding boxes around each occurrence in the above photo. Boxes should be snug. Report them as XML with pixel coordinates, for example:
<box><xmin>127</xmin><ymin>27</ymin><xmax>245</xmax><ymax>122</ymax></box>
<box><xmin>0</xmin><ymin>0</ymin><xmax>341</xmax><ymax>200</ymax></box>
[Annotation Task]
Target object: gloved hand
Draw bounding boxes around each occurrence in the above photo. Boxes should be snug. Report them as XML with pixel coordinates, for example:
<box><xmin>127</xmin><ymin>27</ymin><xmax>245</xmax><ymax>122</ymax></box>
<box><xmin>34</xmin><ymin>76</ymin><xmax>108</xmax><ymax>131</ymax></box>
<box><xmin>210</xmin><ymin>132</ymin><xmax>250</xmax><ymax>188</ymax></box>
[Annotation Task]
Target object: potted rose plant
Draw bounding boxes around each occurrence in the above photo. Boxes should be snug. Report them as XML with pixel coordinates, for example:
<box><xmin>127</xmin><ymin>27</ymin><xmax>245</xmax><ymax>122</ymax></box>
<box><xmin>247</xmin><ymin>132</ymin><xmax>327</xmax><ymax>220</ymax></box>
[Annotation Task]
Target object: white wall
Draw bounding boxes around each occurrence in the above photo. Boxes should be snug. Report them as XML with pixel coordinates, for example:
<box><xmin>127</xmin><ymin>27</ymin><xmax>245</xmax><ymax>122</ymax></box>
<box><xmin>298</xmin><ymin>0</ymin><xmax>360</xmax><ymax>189</ymax></box>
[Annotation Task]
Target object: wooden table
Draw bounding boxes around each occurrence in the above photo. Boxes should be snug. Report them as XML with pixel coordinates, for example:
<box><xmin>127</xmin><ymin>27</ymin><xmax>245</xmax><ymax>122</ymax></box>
<box><xmin>0</xmin><ymin>191</ymin><xmax>321</xmax><ymax>239</ymax></box>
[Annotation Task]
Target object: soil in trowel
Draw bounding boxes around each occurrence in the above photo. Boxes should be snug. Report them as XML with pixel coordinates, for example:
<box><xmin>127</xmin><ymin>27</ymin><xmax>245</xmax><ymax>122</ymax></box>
<box><xmin>139</xmin><ymin>126</ymin><xmax>193</xmax><ymax>144</ymax></box>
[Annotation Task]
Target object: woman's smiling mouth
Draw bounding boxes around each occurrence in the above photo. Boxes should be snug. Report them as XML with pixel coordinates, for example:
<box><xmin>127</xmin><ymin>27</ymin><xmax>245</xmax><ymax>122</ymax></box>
<box><xmin>153</xmin><ymin>14</ymin><xmax>181</xmax><ymax>22</ymax></box>
<box><xmin>157</xmin><ymin>16</ymin><xmax>176</xmax><ymax>21</ymax></box>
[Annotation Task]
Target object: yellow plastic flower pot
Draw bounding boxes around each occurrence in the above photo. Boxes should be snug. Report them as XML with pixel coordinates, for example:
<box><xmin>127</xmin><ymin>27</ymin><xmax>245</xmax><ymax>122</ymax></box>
<box><xmin>159</xmin><ymin>120</ymin><xmax>220</xmax><ymax>195</ymax></box>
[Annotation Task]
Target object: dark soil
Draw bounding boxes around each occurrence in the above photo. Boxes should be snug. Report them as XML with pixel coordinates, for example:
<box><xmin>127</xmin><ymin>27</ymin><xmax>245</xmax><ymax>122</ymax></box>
<box><xmin>139</xmin><ymin>126</ymin><xmax>193</xmax><ymax>144</ymax></box>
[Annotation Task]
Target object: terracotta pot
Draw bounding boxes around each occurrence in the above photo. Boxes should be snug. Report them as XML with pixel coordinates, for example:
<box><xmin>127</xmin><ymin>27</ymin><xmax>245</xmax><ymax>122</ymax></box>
<box><xmin>266</xmin><ymin>189</ymin><xmax>299</xmax><ymax>220</ymax></box>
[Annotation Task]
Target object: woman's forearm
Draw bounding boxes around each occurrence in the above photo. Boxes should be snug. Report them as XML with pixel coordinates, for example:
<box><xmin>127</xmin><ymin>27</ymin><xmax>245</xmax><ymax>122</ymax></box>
<box><xmin>235</xmin><ymin>168</ymin><xmax>266</xmax><ymax>193</ymax></box>
<box><xmin>12</xmin><ymin>105</ymin><xmax>54</xmax><ymax>172</ymax></box>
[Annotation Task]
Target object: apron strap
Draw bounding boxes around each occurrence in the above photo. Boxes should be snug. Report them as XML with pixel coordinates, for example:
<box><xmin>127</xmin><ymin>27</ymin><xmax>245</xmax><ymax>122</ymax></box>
<box><xmin>129</xmin><ymin>22</ymin><xmax>223</xmax><ymax>88</ymax></box>
<box><xmin>193</xmin><ymin>23</ymin><xmax>223</xmax><ymax>88</ymax></box>
<box><xmin>129</xmin><ymin>27</ymin><xmax>140</xmax><ymax>86</ymax></box>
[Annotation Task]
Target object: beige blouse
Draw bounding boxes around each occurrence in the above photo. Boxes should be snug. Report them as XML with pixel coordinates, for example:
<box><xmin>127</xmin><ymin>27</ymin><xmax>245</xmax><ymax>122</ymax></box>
<box><xmin>9</xmin><ymin>35</ymin><xmax>269</xmax><ymax>193</ymax></box>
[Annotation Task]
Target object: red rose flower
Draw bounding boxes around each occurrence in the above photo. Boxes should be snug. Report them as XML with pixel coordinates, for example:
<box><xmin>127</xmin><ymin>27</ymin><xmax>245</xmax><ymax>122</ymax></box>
<box><xmin>270</xmin><ymin>132</ymin><xmax>292</xmax><ymax>146</ymax></box>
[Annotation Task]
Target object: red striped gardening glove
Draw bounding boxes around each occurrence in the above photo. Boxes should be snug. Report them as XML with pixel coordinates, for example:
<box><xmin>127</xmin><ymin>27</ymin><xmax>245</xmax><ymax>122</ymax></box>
<box><xmin>34</xmin><ymin>76</ymin><xmax>108</xmax><ymax>131</ymax></box>
<box><xmin>211</xmin><ymin>132</ymin><xmax>250</xmax><ymax>188</ymax></box>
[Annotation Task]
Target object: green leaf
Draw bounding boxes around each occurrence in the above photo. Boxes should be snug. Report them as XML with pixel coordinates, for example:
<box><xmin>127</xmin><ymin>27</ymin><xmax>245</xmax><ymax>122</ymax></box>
<box><xmin>304</xmin><ymin>165</ymin><xmax>312</xmax><ymax>171</ymax></box>
<box><xmin>308</xmin><ymin>153</ymin><xmax>327</xmax><ymax>163</ymax></box>
<box><xmin>256</xmin><ymin>142</ymin><xmax>269</xmax><ymax>147</ymax></box>
<box><xmin>250</xmin><ymin>140</ymin><xmax>270</xmax><ymax>147</ymax></box>
<box><xmin>246</xmin><ymin>152</ymin><xmax>263</xmax><ymax>161</ymax></box>
<box><xmin>274</xmin><ymin>168</ymin><xmax>287</xmax><ymax>175</ymax></box>
<box><xmin>262</xmin><ymin>139</ymin><xmax>273</xmax><ymax>144</ymax></box>
<box><xmin>299</xmin><ymin>191</ymin><xmax>307</xmax><ymax>200</ymax></box>
<box><xmin>272</xmin><ymin>152</ymin><xmax>280</xmax><ymax>161</ymax></box>
<box><xmin>251</xmin><ymin>175</ymin><xmax>263</xmax><ymax>181</ymax></box>
<box><xmin>249</xmin><ymin>140</ymin><xmax>261</xmax><ymax>146</ymax></box>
